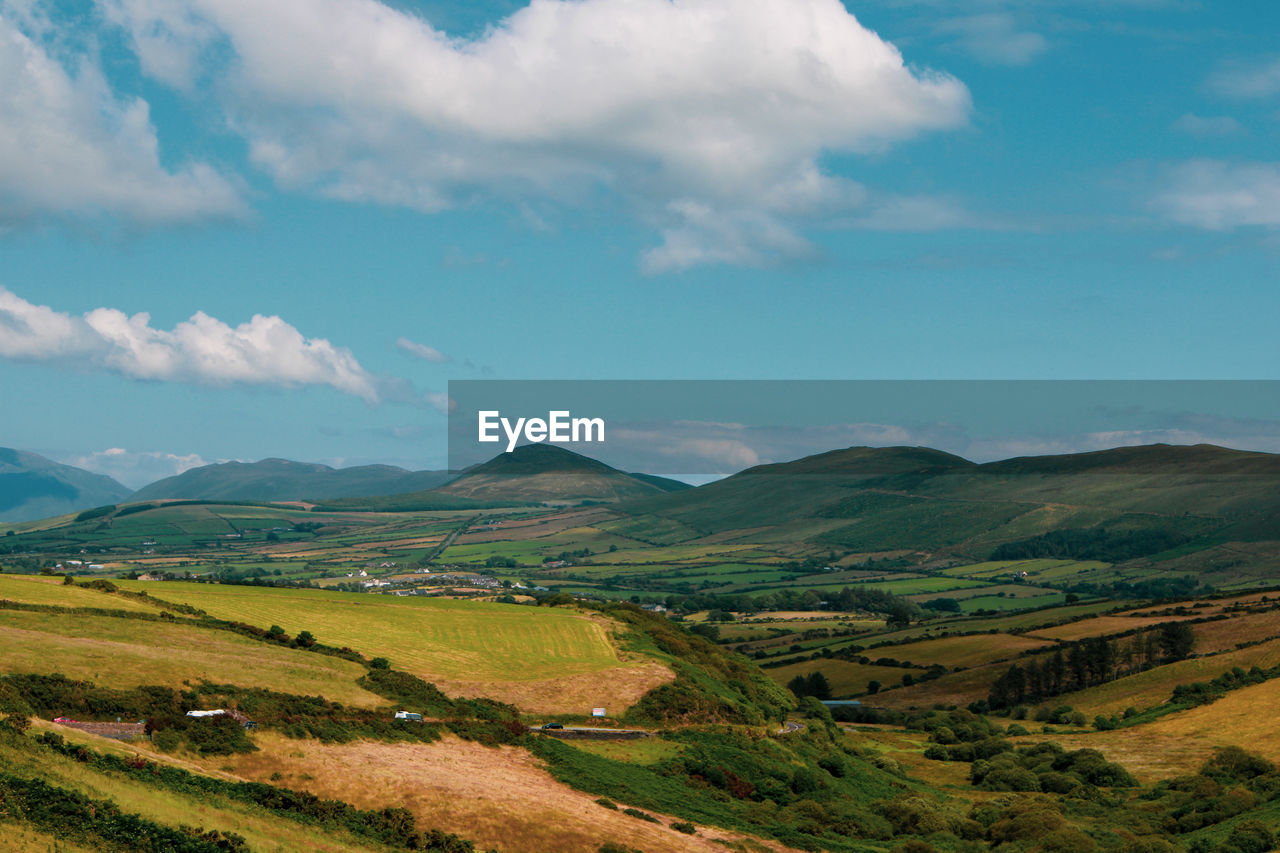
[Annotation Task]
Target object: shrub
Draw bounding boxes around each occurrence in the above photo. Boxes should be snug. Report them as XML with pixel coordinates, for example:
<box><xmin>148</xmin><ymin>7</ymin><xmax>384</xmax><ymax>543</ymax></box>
<box><xmin>670</xmin><ymin>820</ymin><xmax>697</xmax><ymax>834</ymax></box>
<box><xmin>622</xmin><ymin>808</ymin><xmax>660</xmax><ymax>823</ymax></box>
<box><xmin>595</xmin><ymin>798</ymin><xmax>618</xmax><ymax>810</ymax></box>
<box><xmin>1224</xmin><ymin>820</ymin><xmax>1276</xmax><ymax>853</ymax></box>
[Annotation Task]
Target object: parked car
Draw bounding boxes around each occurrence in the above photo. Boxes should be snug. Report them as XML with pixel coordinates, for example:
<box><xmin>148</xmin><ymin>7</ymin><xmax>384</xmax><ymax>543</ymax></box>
<box><xmin>540</xmin><ymin>723</ymin><xmax>564</xmax><ymax>730</ymax></box>
<box><xmin>394</xmin><ymin>710</ymin><xmax>423</xmax><ymax>722</ymax></box>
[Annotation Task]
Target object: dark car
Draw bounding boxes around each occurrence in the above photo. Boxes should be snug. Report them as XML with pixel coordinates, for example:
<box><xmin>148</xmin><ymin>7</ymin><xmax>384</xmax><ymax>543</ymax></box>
<box><xmin>540</xmin><ymin>723</ymin><xmax>564</xmax><ymax>730</ymax></box>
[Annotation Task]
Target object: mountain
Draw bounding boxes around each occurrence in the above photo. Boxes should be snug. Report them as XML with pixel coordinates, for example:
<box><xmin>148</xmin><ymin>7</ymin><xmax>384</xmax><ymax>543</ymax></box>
<box><xmin>0</xmin><ymin>448</ymin><xmax>132</xmax><ymax>523</ymax></box>
<box><xmin>130</xmin><ymin>458</ymin><xmax>455</xmax><ymax>503</ymax></box>
<box><xmin>614</xmin><ymin>443</ymin><xmax>1280</xmax><ymax>558</ymax></box>
<box><xmin>428</xmin><ymin>444</ymin><xmax>685</xmax><ymax>503</ymax></box>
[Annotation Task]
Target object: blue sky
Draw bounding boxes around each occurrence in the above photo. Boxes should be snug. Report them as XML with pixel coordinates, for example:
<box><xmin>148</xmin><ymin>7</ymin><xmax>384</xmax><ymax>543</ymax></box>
<box><xmin>1</xmin><ymin>0</ymin><xmax>1278</xmax><ymax>487</ymax></box>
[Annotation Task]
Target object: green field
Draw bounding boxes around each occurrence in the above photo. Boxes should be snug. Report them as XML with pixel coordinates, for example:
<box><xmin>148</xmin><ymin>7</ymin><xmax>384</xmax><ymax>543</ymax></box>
<box><xmin>0</xmin><ymin>574</ymin><xmax>158</xmax><ymax>612</ymax></box>
<box><xmin>767</xmin><ymin>659</ymin><xmax>916</xmax><ymax>697</ymax></box>
<box><xmin>0</xmin><ymin>608</ymin><xmax>382</xmax><ymax>706</ymax></box>
<box><xmin>115</xmin><ymin>581</ymin><xmax>628</xmax><ymax>685</ymax></box>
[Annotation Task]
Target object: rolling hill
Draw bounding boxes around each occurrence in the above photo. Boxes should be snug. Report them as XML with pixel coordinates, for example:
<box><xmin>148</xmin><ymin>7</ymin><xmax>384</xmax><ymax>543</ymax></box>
<box><xmin>614</xmin><ymin>443</ymin><xmax>1280</xmax><ymax>561</ymax></box>
<box><xmin>130</xmin><ymin>458</ymin><xmax>455</xmax><ymax>503</ymax></box>
<box><xmin>0</xmin><ymin>448</ymin><xmax>131</xmax><ymax>523</ymax></box>
<box><xmin>426</xmin><ymin>444</ymin><xmax>690</xmax><ymax>504</ymax></box>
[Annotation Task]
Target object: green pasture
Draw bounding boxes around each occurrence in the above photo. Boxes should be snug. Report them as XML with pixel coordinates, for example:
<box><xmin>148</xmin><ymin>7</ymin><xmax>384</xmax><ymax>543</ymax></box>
<box><xmin>114</xmin><ymin>581</ymin><xmax>629</xmax><ymax>685</ymax></box>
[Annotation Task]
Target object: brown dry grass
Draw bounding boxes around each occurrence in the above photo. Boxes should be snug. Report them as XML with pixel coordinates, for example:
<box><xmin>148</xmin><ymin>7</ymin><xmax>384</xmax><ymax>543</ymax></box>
<box><xmin>202</xmin><ymin>733</ymin><xmax>794</xmax><ymax>853</ymax></box>
<box><xmin>1017</xmin><ymin>680</ymin><xmax>1280</xmax><ymax>783</ymax></box>
<box><xmin>871</xmin><ymin>633</ymin><xmax>1056</xmax><ymax>669</ymax></box>
<box><xmin>1183</xmin><ymin>609</ymin><xmax>1280</xmax><ymax>654</ymax></box>
<box><xmin>434</xmin><ymin>660</ymin><xmax>675</xmax><ymax>716</ymax></box>
<box><xmin>1027</xmin><ymin>614</ymin><xmax>1203</xmax><ymax>643</ymax></box>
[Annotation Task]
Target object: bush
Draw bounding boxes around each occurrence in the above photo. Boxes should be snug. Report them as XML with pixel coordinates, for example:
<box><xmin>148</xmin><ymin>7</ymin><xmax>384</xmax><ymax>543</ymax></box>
<box><xmin>670</xmin><ymin>820</ymin><xmax>697</xmax><ymax>834</ymax></box>
<box><xmin>595</xmin><ymin>798</ymin><xmax>618</xmax><ymax>810</ymax></box>
<box><xmin>622</xmin><ymin>808</ymin><xmax>660</xmax><ymax>823</ymax></box>
<box><xmin>1224</xmin><ymin>820</ymin><xmax>1276</xmax><ymax>853</ymax></box>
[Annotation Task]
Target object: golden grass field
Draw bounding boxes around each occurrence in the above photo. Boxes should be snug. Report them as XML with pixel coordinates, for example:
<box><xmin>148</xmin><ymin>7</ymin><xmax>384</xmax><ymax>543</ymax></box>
<box><xmin>0</xmin><ymin>610</ymin><xmax>383</xmax><ymax>706</ymax></box>
<box><xmin>1017</xmin><ymin>678</ymin><xmax>1280</xmax><ymax>782</ymax></box>
<box><xmin>0</xmin><ymin>574</ymin><xmax>157</xmax><ymax>612</ymax></box>
<box><xmin>190</xmin><ymin>732</ymin><xmax>793</xmax><ymax>853</ymax></box>
<box><xmin>1045</xmin><ymin>636</ymin><xmax>1280</xmax><ymax>716</ymax></box>
<box><xmin>1181</xmin><ymin>609</ymin><xmax>1280</xmax><ymax>654</ymax></box>
<box><xmin>112</xmin><ymin>581</ymin><xmax>672</xmax><ymax>714</ymax></box>
<box><xmin>1026</xmin><ymin>613</ymin><xmax>1203</xmax><ymax>643</ymax></box>
<box><xmin>869</xmin><ymin>633</ymin><xmax>1056</xmax><ymax>669</ymax></box>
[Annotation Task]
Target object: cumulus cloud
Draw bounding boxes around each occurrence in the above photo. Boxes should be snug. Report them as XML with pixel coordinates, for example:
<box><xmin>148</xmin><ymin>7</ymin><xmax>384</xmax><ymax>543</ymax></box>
<box><xmin>935</xmin><ymin>13</ymin><xmax>1047</xmax><ymax>67</ymax></box>
<box><xmin>0</xmin><ymin>286</ymin><xmax>382</xmax><ymax>401</ymax></box>
<box><xmin>0</xmin><ymin>9</ymin><xmax>243</xmax><ymax>224</ymax></box>
<box><xmin>1156</xmin><ymin>160</ymin><xmax>1280</xmax><ymax>230</ymax></box>
<box><xmin>59</xmin><ymin>447</ymin><xmax>209</xmax><ymax>490</ymax></box>
<box><xmin>396</xmin><ymin>337</ymin><xmax>452</xmax><ymax>364</ymax></box>
<box><xmin>100</xmin><ymin>0</ymin><xmax>971</xmax><ymax>268</ymax></box>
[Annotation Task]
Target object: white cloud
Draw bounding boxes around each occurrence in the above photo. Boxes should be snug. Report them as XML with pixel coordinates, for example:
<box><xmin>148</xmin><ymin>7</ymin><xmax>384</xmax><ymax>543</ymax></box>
<box><xmin>1206</xmin><ymin>56</ymin><xmax>1280</xmax><ymax>99</ymax></box>
<box><xmin>1170</xmin><ymin>113</ymin><xmax>1244</xmax><ymax>137</ymax></box>
<box><xmin>0</xmin><ymin>286</ymin><xmax>382</xmax><ymax>400</ymax></box>
<box><xmin>59</xmin><ymin>447</ymin><xmax>209</xmax><ymax>490</ymax></box>
<box><xmin>935</xmin><ymin>13</ymin><xmax>1048</xmax><ymax>67</ymax></box>
<box><xmin>101</xmin><ymin>0</ymin><xmax>971</xmax><ymax>269</ymax></box>
<box><xmin>1156</xmin><ymin>160</ymin><xmax>1280</xmax><ymax>230</ymax></box>
<box><xmin>396</xmin><ymin>337</ymin><xmax>452</xmax><ymax>364</ymax></box>
<box><xmin>0</xmin><ymin>9</ymin><xmax>243</xmax><ymax>224</ymax></box>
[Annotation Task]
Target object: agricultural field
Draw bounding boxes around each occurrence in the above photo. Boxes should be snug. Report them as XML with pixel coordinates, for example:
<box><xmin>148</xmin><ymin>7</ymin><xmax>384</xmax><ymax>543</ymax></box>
<box><xmin>113</xmin><ymin>581</ymin><xmax>672</xmax><ymax>714</ymax></box>
<box><xmin>0</xmin><ymin>574</ymin><xmax>158</xmax><ymax>612</ymax></box>
<box><xmin>863</xmin><ymin>633</ymin><xmax>1057</xmax><ymax>670</ymax></box>
<box><xmin>767</xmin><ymin>659</ymin><xmax>916</xmax><ymax>696</ymax></box>
<box><xmin>0</xmin><ymin>608</ymin><xmax>382</xmax><ymax>706</ymax></box>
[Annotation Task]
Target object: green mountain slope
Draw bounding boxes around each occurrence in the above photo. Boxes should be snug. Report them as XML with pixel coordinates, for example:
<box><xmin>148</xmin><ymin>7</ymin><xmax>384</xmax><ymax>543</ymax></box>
<box><xmin>430</xmin><ymin>444</ymin><xmax>679</xmax><ymax>503</ymax></box>
<box><xmin>130</xmin><ymin>458</ymin><xmax>455</xmax><ymax>503</ymax></box>
<box><xmin>615</xmin><ymin>443</ymin><xmax>1280</xmax><ymax>559</ymax></box>
<box><xmin>0</xmin><ymin>448</ymin><xmax>131</xmax><ymax>523</ymax></box>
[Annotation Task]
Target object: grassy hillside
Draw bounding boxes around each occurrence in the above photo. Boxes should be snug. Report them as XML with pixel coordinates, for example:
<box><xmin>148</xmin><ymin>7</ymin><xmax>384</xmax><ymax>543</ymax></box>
<box><xmin>614</xmin><ymin>443</ymin><xmax>1280</xmax><ymax>566</ymax></box>
<box><xmin>112</xmin><ymin>581</ymin><xmax>672</xmax><ymax>714</ymax></box>
<box><xmin>131</xmin><ymin>458</ymin><xmax>455</xmax><ymax>503</ymax></box>
<box><xmin>431</xmin><ymin>444</ymin><xmax>677</xmax><ymax>503</ymax></box>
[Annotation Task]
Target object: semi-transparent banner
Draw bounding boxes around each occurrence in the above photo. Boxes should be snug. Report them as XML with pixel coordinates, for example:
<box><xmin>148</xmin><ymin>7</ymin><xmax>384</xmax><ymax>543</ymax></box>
<box><xmin>447</xmin><ymin>380</ymin><xmax>1280</xmax><ymax>478</ymax></box>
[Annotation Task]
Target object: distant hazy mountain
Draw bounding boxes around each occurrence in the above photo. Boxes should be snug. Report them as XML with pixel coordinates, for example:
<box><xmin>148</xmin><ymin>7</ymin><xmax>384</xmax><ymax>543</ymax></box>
<box><xmin>425</xmin><ymin>444</ymin><xmax>689</xmax><ymax>503</ymax></box>
<box><xmin>130</xmin><ymin>458</ymin><xmax>455</xmax><ymax>503</ymax></box>
<box><xmin>0</xmin><ymin>448</ymin><xmax>132</xmax><ymax>523</ymax></box>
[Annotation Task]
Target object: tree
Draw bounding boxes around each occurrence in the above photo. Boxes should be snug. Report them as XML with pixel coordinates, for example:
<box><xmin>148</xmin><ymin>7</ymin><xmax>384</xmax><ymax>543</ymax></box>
<box><xmin>804</xmin><ymin>671</ymin><xmax>832</xmax><ymax>701</ymax></box>
<box><xmin>886</xmin><ymin>604</ymin><xmax>915</xmax><ymax>630</ymax></box>
<box><xmin>1158</xmin><ymin>622</ymin><xmax>1195</xmax><ymax>661</ymax></box>
<box><xmin>866</xmin><ymin>680</ymin><xmax>881</xmax><ymax>695</ymax></box>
